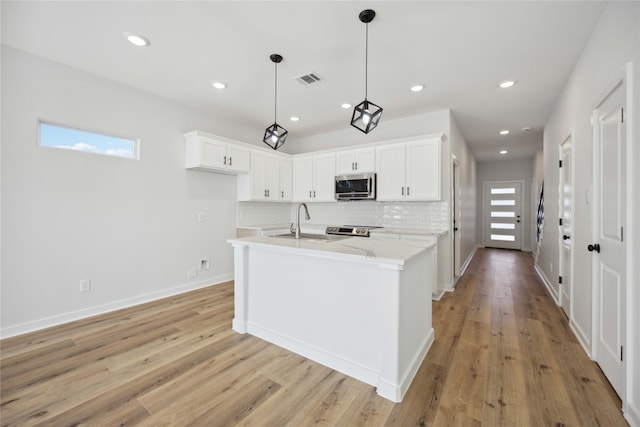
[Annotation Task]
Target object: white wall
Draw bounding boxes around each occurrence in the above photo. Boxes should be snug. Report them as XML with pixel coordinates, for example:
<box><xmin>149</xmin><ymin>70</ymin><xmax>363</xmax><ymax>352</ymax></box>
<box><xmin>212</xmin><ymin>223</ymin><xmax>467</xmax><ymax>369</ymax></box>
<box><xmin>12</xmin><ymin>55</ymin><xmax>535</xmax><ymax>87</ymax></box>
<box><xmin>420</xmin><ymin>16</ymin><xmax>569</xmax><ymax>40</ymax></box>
<box><xmin>476</xmin><ymin>158</ymin><xmax>534</xmax><ymax>251</ymax></box>
<box><xmin>538</xmin><ymin>2</ymin><xmax>639</xmax><ymax>424</ymax></box>
<box><xmin>0</xmin><ymin>46</ymin><xmax>263</xmax><ymax>337</ymax></box>
<box><xmin>449</xmin><ymin>112</ymin><xmax>477</xmax><ymax>274</ymax></box>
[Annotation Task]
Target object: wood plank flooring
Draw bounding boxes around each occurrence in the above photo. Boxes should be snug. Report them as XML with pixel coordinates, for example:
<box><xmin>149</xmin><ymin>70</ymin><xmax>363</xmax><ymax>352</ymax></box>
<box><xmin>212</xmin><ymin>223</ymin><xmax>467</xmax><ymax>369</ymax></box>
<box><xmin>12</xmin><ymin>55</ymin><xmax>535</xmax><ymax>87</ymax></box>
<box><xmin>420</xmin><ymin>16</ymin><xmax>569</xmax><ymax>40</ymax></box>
<box><xmin>1</xmin><ymin>248</ymin><xmax>627</xmax><ymax>426</ymax></box>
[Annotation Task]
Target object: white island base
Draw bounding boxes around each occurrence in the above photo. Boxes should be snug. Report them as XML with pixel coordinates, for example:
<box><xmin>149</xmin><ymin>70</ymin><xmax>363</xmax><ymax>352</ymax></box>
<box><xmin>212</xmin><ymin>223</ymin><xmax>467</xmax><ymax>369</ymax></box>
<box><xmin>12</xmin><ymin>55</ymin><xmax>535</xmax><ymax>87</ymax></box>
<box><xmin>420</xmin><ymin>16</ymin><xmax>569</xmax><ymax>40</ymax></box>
<box><xmin>228</xmin><ymin>236</ymin><xmax>435</xmax><ymax>402</ymax></box>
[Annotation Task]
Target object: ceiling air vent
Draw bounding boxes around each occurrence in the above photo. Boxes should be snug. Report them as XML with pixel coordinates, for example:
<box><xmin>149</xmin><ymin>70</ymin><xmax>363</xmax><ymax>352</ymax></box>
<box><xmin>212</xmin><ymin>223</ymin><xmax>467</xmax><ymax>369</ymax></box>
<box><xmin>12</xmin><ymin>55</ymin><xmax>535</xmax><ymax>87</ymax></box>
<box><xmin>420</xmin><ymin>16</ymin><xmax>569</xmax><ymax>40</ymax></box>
<box><xmin>295</xmin><ymin>72</ymin><xmax>325</xmax><ymax>86</ymax></box>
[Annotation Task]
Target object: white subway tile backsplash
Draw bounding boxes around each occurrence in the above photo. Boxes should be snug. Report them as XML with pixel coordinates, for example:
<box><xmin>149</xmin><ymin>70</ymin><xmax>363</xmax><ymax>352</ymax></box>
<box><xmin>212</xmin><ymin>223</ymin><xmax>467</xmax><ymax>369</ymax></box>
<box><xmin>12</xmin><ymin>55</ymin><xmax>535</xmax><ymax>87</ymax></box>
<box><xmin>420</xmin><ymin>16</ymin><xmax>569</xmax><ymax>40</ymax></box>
<box><xmin>237</xmin><ymin>202</ymin><xmax>291</xmax><ymax>226</ymax></box>
<box><xmin>238</xmin><ymin>201</ymin><xmax>448</xmax><ymax>230</ymax></box>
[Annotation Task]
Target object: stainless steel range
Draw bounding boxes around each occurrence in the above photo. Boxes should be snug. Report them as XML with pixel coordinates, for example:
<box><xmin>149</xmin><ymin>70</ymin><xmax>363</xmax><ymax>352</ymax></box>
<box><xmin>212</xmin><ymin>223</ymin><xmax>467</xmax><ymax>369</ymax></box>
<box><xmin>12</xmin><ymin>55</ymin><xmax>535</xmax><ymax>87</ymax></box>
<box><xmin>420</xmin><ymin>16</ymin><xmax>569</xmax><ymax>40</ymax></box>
<box><xmin>325</xmin><ymin>225</ymin><xmax>382</xmax><ymax>238</ymax></box>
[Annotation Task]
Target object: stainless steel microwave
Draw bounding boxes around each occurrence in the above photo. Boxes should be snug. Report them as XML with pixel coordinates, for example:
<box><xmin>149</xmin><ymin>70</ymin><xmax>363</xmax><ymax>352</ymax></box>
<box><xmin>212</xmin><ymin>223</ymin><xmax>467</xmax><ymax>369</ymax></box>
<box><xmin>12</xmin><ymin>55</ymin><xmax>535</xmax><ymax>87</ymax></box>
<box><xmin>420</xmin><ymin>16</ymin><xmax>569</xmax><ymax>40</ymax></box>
<box><xmin>335</xmin><ymin>173</ymin><xmax>376</xmax><ymax>201</ymax></box>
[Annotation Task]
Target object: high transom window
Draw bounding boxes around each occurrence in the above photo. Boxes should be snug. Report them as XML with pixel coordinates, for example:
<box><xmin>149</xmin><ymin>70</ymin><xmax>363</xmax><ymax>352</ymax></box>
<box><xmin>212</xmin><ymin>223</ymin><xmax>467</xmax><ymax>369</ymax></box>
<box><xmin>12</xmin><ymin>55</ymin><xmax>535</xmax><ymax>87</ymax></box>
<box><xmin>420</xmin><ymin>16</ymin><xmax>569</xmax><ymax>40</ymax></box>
<box><xmin>39</xmin><ymin>121</ymin><xmax>139</xmax><ymax>160</ymax></box>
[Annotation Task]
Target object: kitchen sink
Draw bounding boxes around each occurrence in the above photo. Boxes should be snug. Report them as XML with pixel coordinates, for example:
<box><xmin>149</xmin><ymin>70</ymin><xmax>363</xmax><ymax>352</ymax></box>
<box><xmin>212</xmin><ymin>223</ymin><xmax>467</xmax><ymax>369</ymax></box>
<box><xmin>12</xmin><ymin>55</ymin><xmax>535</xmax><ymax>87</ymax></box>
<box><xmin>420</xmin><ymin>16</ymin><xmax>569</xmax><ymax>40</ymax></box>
<box><xmin>271</xmin><ymin>233</ymin><xmax>349</xmax><ymax>242</ymax></box>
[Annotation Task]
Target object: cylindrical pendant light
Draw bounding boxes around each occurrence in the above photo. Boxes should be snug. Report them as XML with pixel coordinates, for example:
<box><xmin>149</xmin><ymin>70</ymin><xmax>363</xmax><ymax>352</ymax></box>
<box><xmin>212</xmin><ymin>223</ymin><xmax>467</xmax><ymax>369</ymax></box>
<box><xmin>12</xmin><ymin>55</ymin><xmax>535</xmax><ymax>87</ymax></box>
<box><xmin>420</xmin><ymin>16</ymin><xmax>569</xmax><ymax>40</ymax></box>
<box><xmin>351</xmin><ymin>9</ymin><xmax>383</xmax><ymax>134</ymax></box>
<box><xmin>263</xmin><ymin>54</ymin><xmax>288</xmax><ymax>150</ymax></box>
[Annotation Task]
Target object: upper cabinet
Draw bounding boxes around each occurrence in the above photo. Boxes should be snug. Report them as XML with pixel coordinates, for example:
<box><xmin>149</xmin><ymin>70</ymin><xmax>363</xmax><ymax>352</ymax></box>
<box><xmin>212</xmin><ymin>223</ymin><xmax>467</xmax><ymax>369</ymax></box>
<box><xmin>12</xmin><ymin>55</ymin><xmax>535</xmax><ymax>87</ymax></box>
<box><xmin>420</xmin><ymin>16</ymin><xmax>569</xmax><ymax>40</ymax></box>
<box><xmin>293</xmin><ymin>153</ymin><xmax>336</xmax><ymax>202</ymax></box>
<box><xmin>184</xmin><ymin>131</ymin><xmax>250</xmax><ymax>174</ymax></box>
<box><xmin>376</xmin><ymin>138</ymin><xmax>441</xmax><ymax>201</ymax></box>
<box><xmin>237</xmin><ymin>151</ymin><xmax>292</xmax><ymax>202</ymax></box>
<box><xmin>335</xmin><ymin>148</ymin><xmax>376</xmax><ymax>175</ymax></box>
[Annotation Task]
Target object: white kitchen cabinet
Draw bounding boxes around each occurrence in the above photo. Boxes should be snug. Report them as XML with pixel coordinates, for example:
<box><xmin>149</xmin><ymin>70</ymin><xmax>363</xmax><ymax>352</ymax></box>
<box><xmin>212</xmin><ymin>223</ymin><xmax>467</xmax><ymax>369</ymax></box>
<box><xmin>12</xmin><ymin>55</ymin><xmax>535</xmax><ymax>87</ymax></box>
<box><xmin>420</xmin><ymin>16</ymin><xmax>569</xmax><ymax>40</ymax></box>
<box><xmin>184</xmin><ymin>131</ymin><xmax>250</xmax><ymax>174</ymax></box>
<box><xmin>278</xmin><ymin>158</ymin><xmax>293</xmax><ymax>201</ymax></box>
<box><xmin>293</xmin><ymin>153</ymin><xmax>336</xmax><ymax>202</ymax></box>
<box><xmin>238</xmin><ymin>151</ymin><xmax>290</xmax><ymax>202</ymax></box>
<box><xmin>375</xmin><ymin>138</ymin><xmax>440</xmax><ymax>201</ymax></box>
<box><xmin>335</xmin><ymin>148</ymin><xmax>376</xmax><ymax>175</ymax></box>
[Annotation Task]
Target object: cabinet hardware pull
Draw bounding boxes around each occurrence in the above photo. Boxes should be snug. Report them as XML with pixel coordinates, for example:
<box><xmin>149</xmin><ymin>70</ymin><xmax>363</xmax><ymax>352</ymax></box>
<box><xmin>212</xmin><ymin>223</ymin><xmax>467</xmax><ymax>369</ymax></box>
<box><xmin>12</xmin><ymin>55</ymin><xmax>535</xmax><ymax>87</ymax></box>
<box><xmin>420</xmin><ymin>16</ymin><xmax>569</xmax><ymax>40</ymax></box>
<box><xmin>309</xmin><ymin>190</ymin><xmax>312</xmax><ymax>198</ymax></box>
<box><xmin>407</xmin><ymin>187</ymin><xmax>410</xmax><ymax>196</ymax></box>
<box><xmin>402</xmin><ymin>187</ymin><xmax>404</xmax><ymax>196</ymax></box>
<box><xmin>223</xmin><ymin>155</ymin><xmax>226</xmax><ymax>165</ymax></box>
<box><xmin>281</xmin><ymin>190</ymin><xmax>284</xmax><ymax>198</ymax></box>
<box><xmin>313</xmin><ymin>190</ymin><xmax>316</xmax><ymax>198</ymax></box>
<box><xmin>352</xmin><ymin>162</ymin><xmax>355</xmax><ymax>170</ymax></box>
<box><xmin>355</xmin><ymin>162</ymin><xmax>358</xmax><ymax>170</ymax></box>
<box><xmin>229</xmin><ymin>157</ymin><xmax>232</xmax><ymax>166</ymax></box>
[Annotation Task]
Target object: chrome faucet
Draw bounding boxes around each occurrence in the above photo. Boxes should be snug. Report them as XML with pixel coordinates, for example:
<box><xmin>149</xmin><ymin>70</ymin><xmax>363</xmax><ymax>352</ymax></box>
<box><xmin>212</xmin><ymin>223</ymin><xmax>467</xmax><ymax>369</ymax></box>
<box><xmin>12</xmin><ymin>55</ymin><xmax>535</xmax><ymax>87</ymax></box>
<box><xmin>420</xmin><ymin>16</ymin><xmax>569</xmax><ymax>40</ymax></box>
<box><xmin>294</xmin><ymin>203</ymin><xmax>311</xmax><ymax>239</ymax></box>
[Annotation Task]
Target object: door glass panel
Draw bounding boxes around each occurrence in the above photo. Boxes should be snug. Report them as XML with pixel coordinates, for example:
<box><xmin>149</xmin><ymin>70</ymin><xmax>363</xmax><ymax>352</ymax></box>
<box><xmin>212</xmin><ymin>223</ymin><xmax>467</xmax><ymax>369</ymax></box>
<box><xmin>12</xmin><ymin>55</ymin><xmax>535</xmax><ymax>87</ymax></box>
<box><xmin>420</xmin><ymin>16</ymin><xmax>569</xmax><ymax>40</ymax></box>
<box><xmin>491</xmin><ymin>234</ymin><xmax>515</xmax><ymax>241</ymax></box>
<box><xmin>491</xmin><ymin>188</ymin><xmax>515</xmax><ymax>194</ymax></box>
<box><xmin>491</xmin><ymin>200</ymin><xmax>515</xmax><ymax>206</ymax></box>
<box><xmin>491</xmin><ymin>223</ymin><xmax>515</xmax><ymax>229</ymax></box>
<box><xmin>491</xmin><ymin>211</ymin><xmax>515</xmax><ymax>218</ymax></box>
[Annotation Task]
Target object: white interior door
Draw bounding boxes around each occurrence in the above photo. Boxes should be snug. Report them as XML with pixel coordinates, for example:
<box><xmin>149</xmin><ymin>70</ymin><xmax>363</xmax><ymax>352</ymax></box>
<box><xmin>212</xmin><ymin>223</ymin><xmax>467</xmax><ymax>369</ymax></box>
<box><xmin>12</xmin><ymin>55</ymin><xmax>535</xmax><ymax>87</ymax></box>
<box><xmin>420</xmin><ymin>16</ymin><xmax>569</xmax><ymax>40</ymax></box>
<box><xmin>592</xmin><ymin>77</ymin><xmax>626</xmax><ymax>397</ymax></box>
<box><xmin>483</xmin><ymin>181</ymin><xmax>522</xmax><ymax>250</ymax></box>
<box><xmin>559</xmin><ymin>135</ymin><xmax>573</xmax><ymax>318</ymax></box>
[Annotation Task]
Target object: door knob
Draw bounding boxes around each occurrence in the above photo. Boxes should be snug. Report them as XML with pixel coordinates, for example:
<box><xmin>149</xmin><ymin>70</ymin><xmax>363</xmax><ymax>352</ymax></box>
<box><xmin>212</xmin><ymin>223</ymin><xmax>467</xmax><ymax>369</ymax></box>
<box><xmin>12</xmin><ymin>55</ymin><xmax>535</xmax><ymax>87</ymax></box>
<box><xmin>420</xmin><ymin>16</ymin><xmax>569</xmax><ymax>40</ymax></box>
<box><xmin>587</xmin><ymin>243</ymin><xmax>601</xmax><ymax>253</ymax></box>
<box><xmin>563</xmin><ymin>235</ymin><xmax>570</xmax><ymax>240</ymax></box>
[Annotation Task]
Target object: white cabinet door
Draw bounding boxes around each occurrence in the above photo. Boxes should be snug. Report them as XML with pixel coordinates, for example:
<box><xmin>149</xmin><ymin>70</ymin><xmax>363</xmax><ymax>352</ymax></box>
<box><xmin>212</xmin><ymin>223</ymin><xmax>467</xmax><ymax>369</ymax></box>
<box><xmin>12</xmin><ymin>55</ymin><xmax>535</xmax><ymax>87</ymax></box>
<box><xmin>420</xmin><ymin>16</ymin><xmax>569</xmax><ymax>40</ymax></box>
<box><xmin>293</xmin><ymin>156</ymin><xmax>314</xmax><ymax>201</ymax></box>
<box><xmin>279</xmin><ymin>158</ymin><xmax>292</xmax><ymax>201</ymax></box>
<box><xmin>226</xmin><ymin>145</ymin><xmax>251</xmax><ymax>173</ymax></box>
<box><xmin>313</xmin><ymin>153</ymin><xmax>336</xmax><ymax>201</ymax></box>
<box><xmin>354</xmin><ymin>148</ymin><xmax>375</xmax><ymax>173</ymax></box>
<box><xmin>335</xmin><ymin>148</ymin><xmax>375</xmax><ymax>174</ymax></box>
<box><xmin>376</xmin><ymin>144</ymin><xmax>405</xmax><ymax>201</ymax></box>
<box><xmin>199</xmin><ymin>137</ymin><xmax>226</xmax><ymax>169</ymax></box>
<box><xmin>265</xmin><ymin>155</ymin><xmax>280</xmax><ymax>200</ymax></box>
<box><xmin>335</xmin><ymin>151</ymin><xmax>357</xmax><ymax>175</ymax></box>
<box><xmin>249</xmin><ymin>152</ymin><xmax>268</xmax><ymax>200</ymax></box>
<box><xmin>406</xmin><ymin>140</ymin><xmax>440</xmax><ymax>201</ymax></box>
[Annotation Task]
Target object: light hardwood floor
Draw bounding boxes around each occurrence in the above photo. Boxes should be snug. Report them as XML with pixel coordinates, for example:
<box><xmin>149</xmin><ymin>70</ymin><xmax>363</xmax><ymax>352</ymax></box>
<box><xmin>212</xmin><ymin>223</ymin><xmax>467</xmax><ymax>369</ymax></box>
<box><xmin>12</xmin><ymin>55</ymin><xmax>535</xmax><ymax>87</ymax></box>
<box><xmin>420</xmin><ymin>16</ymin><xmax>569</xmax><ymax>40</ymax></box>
<box><xmin>1</xmin><ymin>248</ymin><xmax>627</xmax><ymax>426</ymax></box>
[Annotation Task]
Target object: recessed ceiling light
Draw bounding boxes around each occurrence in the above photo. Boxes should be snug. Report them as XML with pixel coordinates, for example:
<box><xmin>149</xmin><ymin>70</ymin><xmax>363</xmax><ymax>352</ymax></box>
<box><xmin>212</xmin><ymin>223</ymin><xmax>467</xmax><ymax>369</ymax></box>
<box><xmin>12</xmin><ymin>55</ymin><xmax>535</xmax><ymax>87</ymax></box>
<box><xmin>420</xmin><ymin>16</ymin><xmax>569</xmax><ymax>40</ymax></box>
<box><xmin>290</xmin><ymin>116</ymin><xmax>300</xmax><ymax>122</ymax></box>
<box><xmin>522</xmin><ymin>126</ymin><xmax>532</xmax><ymax>132</ymax></box>
<box><xmin>498</xmin><ymin>80</ymin><xmax>516</xmax><ymax>89</ymax></box>
<box><xmin>124</xmin><ymin>32</ymin><xmax>150</xmax><ymax>47</ymax></box>
<box><xmin>211</xmin><ymin>81</ymin><xmax>227</xmax><ymax>89</ymax></box>
<box><xmin>410</xmin><ymin>84</ymin><xmax>424</xmax><ymax>92</ymax></box>
<box><xmin>341</xmin><ymin>103</ymin><xmax>352</xmax><ymax>109</ymax></box>
<box><xmin>500</xmin><ymin>150</ymin><xmax>508</xmax><ymax>154</ymax></box>
<box><xmin>499</xmin><ymin>130</ymin><xmax>510</xmax><ymax>135</ymax></box>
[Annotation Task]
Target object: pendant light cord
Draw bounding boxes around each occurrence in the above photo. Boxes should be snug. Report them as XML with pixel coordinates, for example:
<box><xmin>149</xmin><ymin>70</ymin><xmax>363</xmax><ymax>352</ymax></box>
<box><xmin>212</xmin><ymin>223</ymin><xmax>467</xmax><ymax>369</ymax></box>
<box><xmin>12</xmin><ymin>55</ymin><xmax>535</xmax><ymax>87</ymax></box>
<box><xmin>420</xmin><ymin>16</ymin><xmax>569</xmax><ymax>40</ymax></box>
<box><xmin>365</xmin><ymin>22</ymin><xmax>368</xmax><ymax>100</ymax></box>
<box><xmin>274</xmin><ymin>61</ymin><xmax>278</xmax><ymax>124</ymax></box>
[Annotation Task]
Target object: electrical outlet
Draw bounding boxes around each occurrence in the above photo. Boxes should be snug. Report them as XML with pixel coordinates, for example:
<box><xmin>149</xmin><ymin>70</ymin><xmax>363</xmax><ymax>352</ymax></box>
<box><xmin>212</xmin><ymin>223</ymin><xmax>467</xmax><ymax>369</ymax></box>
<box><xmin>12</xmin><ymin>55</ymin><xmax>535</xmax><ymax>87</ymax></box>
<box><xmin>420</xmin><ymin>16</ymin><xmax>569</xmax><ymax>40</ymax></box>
<box><xmin>198</xmin><ymin>212</ymin><xmax>206</xmax><ymax>223</ymax></box>
<box><xmin>549</xmin><ymin>262</ymin><xmax>553</xmax><ymax>272</ymax></box>
<box><xmin>80</xmin><ymin>279</ymin><xmax>91</xmax><ymax>292</ymax></box>
<box><xmin>199</xmin><ymin>259</ymin><xmax>210</xmax><ymax>270</ymax></box>
<box><xmin>187</xmin><ymin>268</ymin><xmax>197</xmax><ymax>279</ymax></box>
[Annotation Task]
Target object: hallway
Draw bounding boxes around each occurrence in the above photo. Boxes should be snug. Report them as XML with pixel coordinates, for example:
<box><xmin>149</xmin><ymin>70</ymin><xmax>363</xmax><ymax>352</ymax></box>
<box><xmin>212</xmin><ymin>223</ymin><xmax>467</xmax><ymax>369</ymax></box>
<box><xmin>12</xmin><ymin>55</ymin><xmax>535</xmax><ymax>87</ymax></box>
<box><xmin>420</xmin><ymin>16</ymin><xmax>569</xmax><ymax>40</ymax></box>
<box><xmin>420</xmin><ymin>248</ymin><xmax>626</xmax><ymax>425</ymax></box>
<box><xmin>0</xmin><ymin>249</ymin><xmax>628</xmax><ymax>425</ymax></box>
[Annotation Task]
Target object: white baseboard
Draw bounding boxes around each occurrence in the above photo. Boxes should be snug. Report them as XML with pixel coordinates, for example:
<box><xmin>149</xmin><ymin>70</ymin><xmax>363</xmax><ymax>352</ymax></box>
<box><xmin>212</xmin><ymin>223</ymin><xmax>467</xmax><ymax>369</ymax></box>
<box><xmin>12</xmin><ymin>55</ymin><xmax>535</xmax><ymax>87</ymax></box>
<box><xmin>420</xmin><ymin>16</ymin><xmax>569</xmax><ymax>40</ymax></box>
<box><xmin>432</xmin><ymin>289</ymin><xmax>447</xmax><ymax>301</ymax></box>
<box><xmin>460</xmin><ymin>246</ymin><xmax>478</xmax><ymax>277</ymax></box>
<box><xmin>534</xmin><ymin>263</ymin><xmax>559</xmax><ymax>305</ymax></box>
<box><xmin>569</xmin><ymin>320</ymin><xmax>592</xmax><ymax>358</ymax></box>
<box><xmin>625</xmin><ymin>401</ymin><xmax>640</xmax><ymax>427</ymax></box>
<box><xmin>0</xmin><ymin>274</ymin><xmax>233</xmax><ymax>339</ymax></box>
<box><xmin>245</xmin><ymin>322</ymin><xmax>434</xmax><ymax>403</ymax></box>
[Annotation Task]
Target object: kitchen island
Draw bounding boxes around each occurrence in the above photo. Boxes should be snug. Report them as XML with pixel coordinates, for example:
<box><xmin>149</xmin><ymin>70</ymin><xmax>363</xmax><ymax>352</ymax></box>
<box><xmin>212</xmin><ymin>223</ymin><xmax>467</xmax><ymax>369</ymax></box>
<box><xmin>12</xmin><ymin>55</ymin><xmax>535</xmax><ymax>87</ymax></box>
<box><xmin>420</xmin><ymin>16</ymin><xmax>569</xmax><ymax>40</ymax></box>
<box><xmin>227</xmin><ymin>234</ymin><xmax>435</xmax><ymax>402</ymax></box>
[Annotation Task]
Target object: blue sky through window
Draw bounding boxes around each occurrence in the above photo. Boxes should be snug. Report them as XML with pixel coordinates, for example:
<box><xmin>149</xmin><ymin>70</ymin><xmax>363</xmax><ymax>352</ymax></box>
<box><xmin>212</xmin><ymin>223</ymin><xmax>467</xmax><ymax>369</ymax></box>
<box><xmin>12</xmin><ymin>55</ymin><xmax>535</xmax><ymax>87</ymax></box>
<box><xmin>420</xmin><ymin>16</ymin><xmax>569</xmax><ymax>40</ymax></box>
<box><xmin>39</xmin><ymin>122</ymin><xmax>137</xmax><ymax>159</ymax></box>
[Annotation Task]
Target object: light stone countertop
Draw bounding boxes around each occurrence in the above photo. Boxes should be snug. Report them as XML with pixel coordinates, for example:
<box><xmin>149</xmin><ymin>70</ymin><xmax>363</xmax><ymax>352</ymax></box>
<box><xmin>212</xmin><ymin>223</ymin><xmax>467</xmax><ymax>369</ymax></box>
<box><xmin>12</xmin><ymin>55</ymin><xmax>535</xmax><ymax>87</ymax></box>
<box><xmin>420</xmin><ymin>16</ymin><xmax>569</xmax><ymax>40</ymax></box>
<box><xmin>227</xmin><ymin>234</ymin><xmax>435</xmax><ymax>268</ymax></box>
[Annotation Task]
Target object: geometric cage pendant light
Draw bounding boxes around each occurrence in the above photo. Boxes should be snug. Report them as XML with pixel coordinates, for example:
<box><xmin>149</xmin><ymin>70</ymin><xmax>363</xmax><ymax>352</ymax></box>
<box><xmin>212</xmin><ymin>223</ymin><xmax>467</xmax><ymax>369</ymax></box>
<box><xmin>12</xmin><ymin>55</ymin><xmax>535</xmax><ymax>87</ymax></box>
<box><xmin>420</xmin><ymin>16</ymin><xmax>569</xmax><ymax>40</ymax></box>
<box><xmin>263</xmin><ymin>53</ymin><xmax>288</xmax><ymax>150</ymax></box>
<box><xmin>351</xmin><ymin>9</ymin><xmax>383</xmax><ymax>134</ymax></box>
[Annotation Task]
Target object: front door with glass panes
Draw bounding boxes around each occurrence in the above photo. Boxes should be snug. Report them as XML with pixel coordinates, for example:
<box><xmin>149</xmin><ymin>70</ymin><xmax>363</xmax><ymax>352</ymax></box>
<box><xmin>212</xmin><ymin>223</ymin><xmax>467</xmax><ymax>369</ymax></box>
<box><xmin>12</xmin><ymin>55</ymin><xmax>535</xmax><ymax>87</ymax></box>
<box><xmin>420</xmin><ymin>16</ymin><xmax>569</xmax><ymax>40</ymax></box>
<box><xmin>483</xmin><ymin>181</ymin><xmax>522</xmax><ymax>250</ymax></box>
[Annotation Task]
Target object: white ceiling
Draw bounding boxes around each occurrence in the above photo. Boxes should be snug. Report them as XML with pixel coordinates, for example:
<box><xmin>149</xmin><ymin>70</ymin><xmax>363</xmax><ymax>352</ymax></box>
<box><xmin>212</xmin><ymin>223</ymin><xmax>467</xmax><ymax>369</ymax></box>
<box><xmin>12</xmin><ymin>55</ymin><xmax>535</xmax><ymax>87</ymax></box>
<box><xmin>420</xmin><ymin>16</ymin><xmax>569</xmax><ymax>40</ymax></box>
<box><xmin>1</xmin><ymin>1</ymin><xmax>606</xmax><ymax>161</ymax></box>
